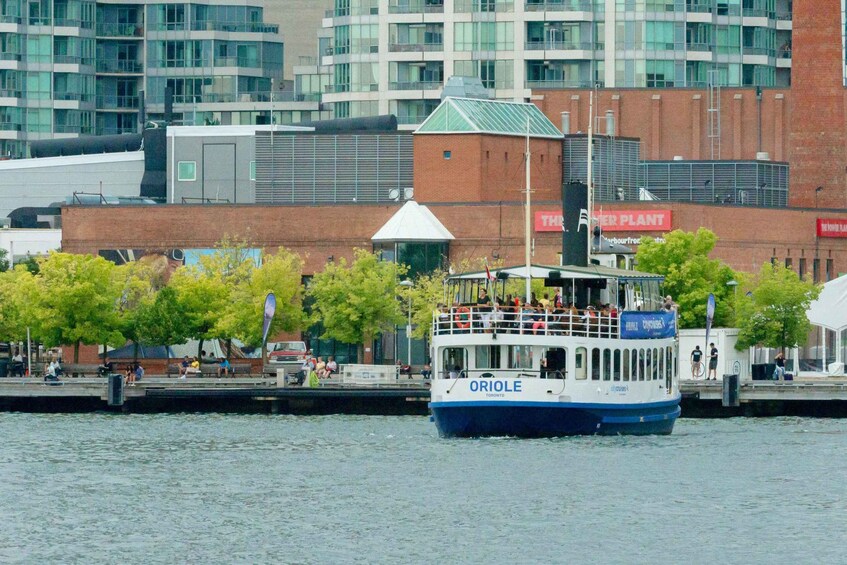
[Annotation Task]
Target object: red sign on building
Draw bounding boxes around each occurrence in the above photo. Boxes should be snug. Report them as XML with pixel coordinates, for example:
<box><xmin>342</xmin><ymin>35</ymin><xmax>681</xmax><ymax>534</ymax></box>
<box><xmin>535</xmin><ymin>210</ymin><xmax>672</xmax><ymax>232</ymax></box>
<box><xmin>817</xmin><ymin>218</ymin><xmax>847</xmax><ymax>237</ymax></box>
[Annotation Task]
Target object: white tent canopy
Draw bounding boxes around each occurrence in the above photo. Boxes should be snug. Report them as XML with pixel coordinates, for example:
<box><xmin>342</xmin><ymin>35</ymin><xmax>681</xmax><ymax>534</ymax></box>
<box><xmin>371</xmin><ymin>200</ymin><xmax>454</xmax><ymax>242</ymax></box>
<box><xmin>807</xmin><ymin>274</ymin><xmax>847</xmax><ymax>332</ymax></box>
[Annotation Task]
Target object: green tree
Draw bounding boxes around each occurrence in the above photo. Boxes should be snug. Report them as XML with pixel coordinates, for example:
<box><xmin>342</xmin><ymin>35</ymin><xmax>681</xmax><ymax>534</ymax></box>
<box><xmin>26</xmin><ymin>252</ymin><xmax>124</xmax><ymax>363</ymax></box>
<box><xmin>216</xmin><ymin>247</ymin><xmax>306</xmax><ymax>359</ymax></box>
<box><xmin>308</xmin><ymin>249</ymin><xmax>406</xmax><ymax>361</ymax></box>
<box><xmin>735</xmin><ymin>263</ymin><xmax>821</xmax><ymax>352</ymax></box>
<box><xmin>635</xmin><ymin>228</ymin><xmax>738</xmax><ymax>329</ymax></box>
<box><xmin>168</xmin><ymin>264</ymin><xmax>230</xmax><ymax>358</ymax></box>
<box><xmin>0</xmin><ymin>248</ymin><xmax>9</xmax><ymax>272</ymax></box>
<box><xmin>406</xmin><ymin>268</ymin><xmax>447</xmax><ymax>339</ymax></box>
<box><xmin>134</xmin><ymin>286</ymin><xmax>191</xmax><ymax>350</ymax></box>
<box><xmin>0</xmin><ymin>266</ymin><xmax>35</xmax><ymax>356</ymax></box>
<box><xmin>114</xmin><ymin>260</ymin><xmax>159</xmax><ymax>362</ymax></box>
<box><xmin>16</xmin><ymin>255</ymin><xmax>40</xmax><ymax>275</ymax></box>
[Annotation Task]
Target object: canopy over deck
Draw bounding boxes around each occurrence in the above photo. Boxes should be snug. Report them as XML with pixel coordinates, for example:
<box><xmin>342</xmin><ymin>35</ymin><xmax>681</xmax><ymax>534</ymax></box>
<box><xmin>448</xmin><ymin>264</ymin><xmax>665</xmax><ymax>283</ymax></box>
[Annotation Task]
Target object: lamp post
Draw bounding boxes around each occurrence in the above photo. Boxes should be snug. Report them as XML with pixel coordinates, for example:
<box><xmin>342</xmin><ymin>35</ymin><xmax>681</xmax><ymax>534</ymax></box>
<box><xmin>726</xmin><ymin>279</ymin><xmax>738</xmax><ymax>300</ymax></box>
<box><xmin>398</xmin><ymin>279</ymin><xmax>414</xmax><ymax>366</ymax></box>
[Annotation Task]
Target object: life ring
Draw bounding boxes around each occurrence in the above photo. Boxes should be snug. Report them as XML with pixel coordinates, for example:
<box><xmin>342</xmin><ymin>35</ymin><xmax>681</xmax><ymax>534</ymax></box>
<box><xmin>454</xmin><ymin>306</ymin><xmax>471</xmax><ymax>329</ymax></box>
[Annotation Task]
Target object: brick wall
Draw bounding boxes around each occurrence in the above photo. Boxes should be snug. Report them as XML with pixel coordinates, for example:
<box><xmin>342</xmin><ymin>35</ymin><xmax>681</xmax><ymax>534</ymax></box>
<box><xmin>788</xmin><ymin>0</ymin><xmax>847</xmax><ymax>209</ymax></box>
<box><xmin>63</xmin><ymin>202</ymin><xmax>847</xmax><ymax>277</ymax></box>
<box><xmin>413</xmin><ymin>134</ymin><xmax>563</xmax><ymax>202</ymax></box>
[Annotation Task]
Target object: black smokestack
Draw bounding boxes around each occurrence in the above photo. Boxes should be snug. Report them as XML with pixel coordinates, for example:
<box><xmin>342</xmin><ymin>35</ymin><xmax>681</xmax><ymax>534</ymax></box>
<box><xmin>561</xmin><ymin>181</ymin><xmax>588</xmax><ymax>266</ymax></box>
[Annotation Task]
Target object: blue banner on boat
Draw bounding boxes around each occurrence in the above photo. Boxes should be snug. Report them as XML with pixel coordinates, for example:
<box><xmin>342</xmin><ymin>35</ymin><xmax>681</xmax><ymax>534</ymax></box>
<box><xmin>620</xmin><ymin>311</ymin><xmax>676</xmax><ymax>339</ymax></box>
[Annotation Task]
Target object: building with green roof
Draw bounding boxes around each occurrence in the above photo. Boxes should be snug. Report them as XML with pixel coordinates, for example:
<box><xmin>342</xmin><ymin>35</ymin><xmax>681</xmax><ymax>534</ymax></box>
<box><xmin>415</xmin><ymin>97</ymin><xmax>563</xmax><ymax>140</ymax></box>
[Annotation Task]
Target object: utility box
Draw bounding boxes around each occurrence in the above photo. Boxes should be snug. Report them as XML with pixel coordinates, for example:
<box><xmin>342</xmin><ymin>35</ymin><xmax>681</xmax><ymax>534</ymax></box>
<box><xmin>722</xmin><ymin>374</ymin><xmax>740</xmax><ymax>407</ymax></box>
<box><xmin>107</xmin><ymin>373</ymin><xmax>124</xmax><ymax>406</ymax></box>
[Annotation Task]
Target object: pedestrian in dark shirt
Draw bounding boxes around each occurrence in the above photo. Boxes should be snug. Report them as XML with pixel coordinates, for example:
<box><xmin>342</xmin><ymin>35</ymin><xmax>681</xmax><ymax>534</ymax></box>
<box><xmin>708</xmin><ymin>342</ymin><xmax>718</xmax><ymax>380</ymax></box>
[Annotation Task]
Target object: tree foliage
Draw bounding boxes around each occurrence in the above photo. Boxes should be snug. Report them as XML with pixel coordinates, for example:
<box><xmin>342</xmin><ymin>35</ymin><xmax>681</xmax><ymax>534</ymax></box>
<box><xmin>735</xmin><ymin>263</ymin><xmax>821</xmax><ymax>352</ymax></box>
<box><xmin>308</xmin><ymin>249</ymin><xmax>406</xmax><ymax>359</ymax></box>
<box><xmin>167</xmin><ymin>263</ymin><xmax>230</xmax><ymax>357</ymax></box>
<box><xmin>0</xmin><ymin>248</ymin><xmax>9</xmax><ymax>273</ymax></box>
<box><xmin>26</xmin><ymin>252</ymin><xmax>124</xmax><ymax>362</ymax></box>
<box><xmin>0</xmin><ymin>266</ymin><xmax>34</xmax><ymax>346</ymax></box>
<box><xmin>635</xmin><ymin>228</ymin><xmax>738</xmax><ymax>329</ymax></box>
<box><xmin>217</xmin><ymin>247</ymin><xmax>305</xmax><ymax>348</ymax></box>
<box><xmin>134</xmin><ymin>286</ymin><xmax>191</xmax><ymax>348</ymax></box>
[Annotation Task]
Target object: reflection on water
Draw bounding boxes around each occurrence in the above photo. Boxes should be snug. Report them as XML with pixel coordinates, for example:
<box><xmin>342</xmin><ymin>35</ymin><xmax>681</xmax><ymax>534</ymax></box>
<box><xmin>0</xmin><ymin>414</ymin><xmax>845</xmax><ymax>564</ymax></box>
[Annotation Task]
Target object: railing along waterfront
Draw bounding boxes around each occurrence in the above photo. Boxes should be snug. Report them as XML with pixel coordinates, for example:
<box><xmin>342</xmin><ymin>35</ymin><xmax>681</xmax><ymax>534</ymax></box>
<box><xmin>433</xmin><ymin>306</ymin><xmax>620</xmax><ymax>339</ymax></box>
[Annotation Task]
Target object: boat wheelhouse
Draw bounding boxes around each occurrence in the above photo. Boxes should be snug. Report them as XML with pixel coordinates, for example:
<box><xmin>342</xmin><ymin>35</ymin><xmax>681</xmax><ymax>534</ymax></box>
<box><xmin>429</xmin><ymin>264</ymin><xmax>681</xmax><ymax>437</ymax></box>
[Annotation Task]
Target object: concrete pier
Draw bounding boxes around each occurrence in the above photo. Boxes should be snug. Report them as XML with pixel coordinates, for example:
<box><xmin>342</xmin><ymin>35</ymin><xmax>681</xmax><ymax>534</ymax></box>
<box><xmin>3</xmin><ymin>376</ymin><xmax>847</xmax><ymax>417</ymax></box>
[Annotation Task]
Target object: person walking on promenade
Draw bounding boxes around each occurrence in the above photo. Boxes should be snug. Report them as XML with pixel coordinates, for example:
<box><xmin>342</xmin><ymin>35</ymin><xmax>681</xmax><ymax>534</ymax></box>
<box><xmin>708</xmin><ymin>342</ymin><xmax>718</xmax><ymax>380</ymax></box>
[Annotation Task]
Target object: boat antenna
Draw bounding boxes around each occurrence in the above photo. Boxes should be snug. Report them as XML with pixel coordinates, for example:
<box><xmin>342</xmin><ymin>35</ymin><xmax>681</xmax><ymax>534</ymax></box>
<box><xmin>524</xmin><ymin>111</ymin><xmax>532</xmax><ymax>302</ymax></box>
<box><xmin>587</xmin><ymin>89</ymin><xmax>594</xmax><ymax>265</ymax></box>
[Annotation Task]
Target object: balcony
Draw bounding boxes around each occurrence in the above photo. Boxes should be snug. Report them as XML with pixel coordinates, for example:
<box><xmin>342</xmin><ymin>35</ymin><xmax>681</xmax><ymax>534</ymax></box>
<box><xmin>190</xmin><ymin>22</ymin><xmax>279</xmax><ymax>33</ymax></box>
<box><xmin>324</xmin><ymin>84</ymin><xmax>378</xmax><ymax>93</ymax></box>
<box><xmin>388</xmin><ymin>1</ymin><xmax>444</xmax><ymax>14</ymax></box>
<box><xmin>743</xmin><ymin>46</ymin><xmax>775</xmax><ymax>57</ymax></box>
<box><xmin>526</xmin><ymin>79</ymin><xmax>599</xmax><ymax>88</ymax></box>
<box><xmin>54</xmin><ymin>55</ymin><xmax>92</xmax><ymax>65</ymax></box>
<box><xmin>96</xmin><ymin>22</ymin><xmax>144</xmax><ymax>37</ymax></box>
<box><xmin>388</xmin><ymin>42</ymin><xmax>443</xmax><ymax>53</ymax></box>
<box><xmin>97</xmin><ymin>125</ymin><xmax>138</xmax><ymax>135</ymax></box>
<box><xmin>389</xmin><ymin>80</ymin><xmax>442</xmax><ymax>90</ymax></box>
<box><xmin>325</xmin><ymin>6</ymin><xmax>380</xmax><ymax>17</ymax></box>
<box><xmin>525</xmin><ymin>0</ymin><xmax>594</xmax><ymax>11</ymax></box>
<box><xmin>0</xmin><ymin>52</ymin><xmax>21</xmax><ymax>61</ymax></box>
<box><xmin>213</xmin><ymin>56</ymin><xmax>262</xmax><ymax>68</ymax></box>
<box><xmin>454</xmin><ymin>0</ymin><xmax>514</xmax><ymax>11</ymax></box>
<box><xmin>0</xmin><ymin>15</ymin><xmax>21</xmax><ymax>23</ymax></box>
<box><xmin>0</xmin><ymin>89</ymin><xmax>22</xmax><ymax>98</ymax></box>
<box><xmin>687</xmin><ymin>42</ymin><xmax>712</xmax><ymax>52</ymax></box>
<box><xmin>0</xmin><ymin>122</ymin><xmax>22</xmax><ymax>131</ymax></box>
<box><xmin>54</xmin><ymin>124</ymin><xmax>93</xmax><ymax>134</ymax></box>
<box><xmin>96</xmin><ymin>60</ymin><xmax>144</xmax><ymax>74</ymax></box>
<box><xmin>54</xmin><ymin>18</ymin><xmax>93</xmax><ymax>28</ymax></box>
<box><xmin>53</xmin><ymin>92</ymin><xmax>93</xmax><ymax>102</ymax></box>
<box><xmin>96</xmin><ymin>95</ymin><xmax>141</xmax><ymax>109</ymax></box>
<box><xmin>525</xmin><ymin>40</ymin><xmax>594</xmax><ymax>51</ymax></box>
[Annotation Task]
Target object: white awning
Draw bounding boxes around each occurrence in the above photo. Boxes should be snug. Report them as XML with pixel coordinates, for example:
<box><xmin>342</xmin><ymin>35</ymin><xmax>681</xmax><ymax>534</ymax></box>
<box><xmin>807</xmin><ymin>275</ymin><xmax>847</xmax><ymax>332</ymax></box>
<box><xmin>371</xmin><ymin>200</ymin><xmax>454</xmax><ymax>242</ymax></box>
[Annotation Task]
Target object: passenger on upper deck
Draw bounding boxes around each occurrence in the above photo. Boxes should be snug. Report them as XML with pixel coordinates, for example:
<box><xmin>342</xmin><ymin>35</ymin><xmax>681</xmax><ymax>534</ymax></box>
<box><xmin>477</xmin><ymin>288</ymin><xmax>492</xmax><ymax>330</ymax></box>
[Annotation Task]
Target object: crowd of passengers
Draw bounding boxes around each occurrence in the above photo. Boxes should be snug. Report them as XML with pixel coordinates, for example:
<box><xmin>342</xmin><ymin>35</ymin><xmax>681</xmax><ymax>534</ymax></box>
<box><xmin>436</xmin><ymin>289</ymin><xmax>623</xmax><ymax>335</ymax></box>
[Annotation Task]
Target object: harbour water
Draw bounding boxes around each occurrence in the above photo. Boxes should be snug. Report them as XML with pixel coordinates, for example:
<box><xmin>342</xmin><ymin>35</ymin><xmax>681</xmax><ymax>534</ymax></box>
<box><xmin>1</xmin><ymin>414</ymin><xmax>845</xmax><ymax>564</ymax></box>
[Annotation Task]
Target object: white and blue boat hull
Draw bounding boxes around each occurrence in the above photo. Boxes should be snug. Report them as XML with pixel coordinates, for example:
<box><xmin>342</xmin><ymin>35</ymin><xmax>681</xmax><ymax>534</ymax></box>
<box><xmin>430</xmin><ymin>398</ymin><xmax>680</xmax><ymax>438</ymax></box>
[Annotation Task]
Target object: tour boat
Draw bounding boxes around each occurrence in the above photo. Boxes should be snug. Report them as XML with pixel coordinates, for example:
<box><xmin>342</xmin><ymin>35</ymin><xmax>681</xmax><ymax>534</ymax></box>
<box><xmin>428</xmin><ymin>263</ymin><xmax>681</xmax><ymax>437</ymax></box>
<box><xmin>428</xmin><ymin>93</ymin><xmax>681</xmax><ymax>437</ymax></box>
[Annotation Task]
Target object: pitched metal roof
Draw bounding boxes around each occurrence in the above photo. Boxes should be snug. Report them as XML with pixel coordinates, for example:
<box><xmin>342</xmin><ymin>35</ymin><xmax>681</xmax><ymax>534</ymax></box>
<box><xmin>371</xmin><ymin>200</ymin><xmax>455</xmax><ymax>242</ymax></box>
<box><xmin>415</xmin><ymin>97</ymin><xmax>563</xmax><ymax>139</ymax></box>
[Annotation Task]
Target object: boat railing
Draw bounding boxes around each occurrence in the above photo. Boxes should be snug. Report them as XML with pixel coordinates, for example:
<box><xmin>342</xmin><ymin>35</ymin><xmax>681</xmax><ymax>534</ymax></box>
<box><xmin>432</xmin><ymin>306</ymin><xmax>619</xmax><ymax>339</ymax></box>
<box><xmin>440</xmin><ymin>367</ymin><xmax>566</xmax><ymax>380</ymax></box>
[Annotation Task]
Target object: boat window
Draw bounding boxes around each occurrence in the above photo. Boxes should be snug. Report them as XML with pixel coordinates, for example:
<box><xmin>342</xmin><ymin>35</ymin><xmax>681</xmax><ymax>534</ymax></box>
<box><xmin>574</xmin><ymin>347</ymin><xmax>587</xmax><ymax>380</ymax></box>
<box><xmin>646</xmin><ymin>349</ymin><xmax>653</xmax><ymax>380</ymax></box>
<box><xmin>622</xmin><ymin>348</ymin><xmax>630</xmax><ymax>381</ymax></box>
<box><xmin>508</xmin><ymin>345</ymin><xmax>533</xmax><ymax>369</ymax></box>
<box><xmin>613</xmin><ymin>349</ymin><xmax>621</xmax><ymax>381</ymax></box>
<box><xmin>591</xmin><ymin>348</ymin><xmax>600</xmax><ymax>380</ymax></box>
<box><xmin>475</xmin><ymin>345</ymin><xmax>501</xmax><ymax>370</ymax></box>
<box><xmin>542</xmin><ymin>347</ymin><xmax>567</xmax><ymax>379</ymax></box>
<box><xmin>653</xmin><ymin>349</ymin><xmax>662</xmax><ymax>381</ymax></box>
<box><xmin>638</xmin><ymin>349</ymin><xmax>646</xmax><ymax>381</ymax></box>
<box><xmin>442</xmin><ymin>347</ymin><xmax>467</xmax><ymax>378</ymax></box>
<box><xmin>602</xmin><ymin>349</ymin><xmax>611</xmax><ymax>381</ymax></box>
<box><xmin>667</xmin><ymin>346</ymin><xmax>674</xmax><ymax>379</ymax></box>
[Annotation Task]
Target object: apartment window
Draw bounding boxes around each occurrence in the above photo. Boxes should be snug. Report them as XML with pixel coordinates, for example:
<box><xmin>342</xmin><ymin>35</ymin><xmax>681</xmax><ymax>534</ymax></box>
<box><xmin>813</xmin><ymin>258</ymin><xmax>820</xmax><ymax>283</ymax></box>
<box><xmin>784</xmin><ymin>257</ymin><xmax>793</xmax><ymax>269</ymax></box>
<box><xmin>826</xmin><ymin>259</ymin><xmax>834</xmax><ymax>281</ymax></box>
<box><xmin>798</xmin><ymin>257</ymin><xmax>807</xmax><ymax>279</ymax></box>
<box><xmin>249</xmin><ymin>160</ymin><xmax>256</xmax><ymax>180</ymax></box>
<box><xmin>443</xmin><ymin>150</ymin><xmax>451</xmax><ymax>159</ymax></box>
<box><xmin>177</xmin><ymin>161</ymin><xmax>196</xmax><ymax>181</ymax></box>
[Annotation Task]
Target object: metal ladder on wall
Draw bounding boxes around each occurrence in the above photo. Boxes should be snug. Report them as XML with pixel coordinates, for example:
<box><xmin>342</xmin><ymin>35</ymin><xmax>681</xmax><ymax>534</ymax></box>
<box><xmin>707</xmin><ymin>69</ymin><xmax>721</xmax><ymax>160</ymax></box>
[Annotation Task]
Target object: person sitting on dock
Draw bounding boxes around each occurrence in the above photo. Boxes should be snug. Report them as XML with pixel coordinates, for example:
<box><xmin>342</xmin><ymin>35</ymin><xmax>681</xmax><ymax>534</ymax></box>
<box><xmin>134</xmin><ymin>362</ymin><xmax>144</xmax><ymax>383</ymax></box>
<box><xmin>182</xmin><ymin>357</ymin><xmax>201</xmax><ymax>379</ymax></box>
<box><xmin>10</xmin><ymin>350</ymin><xmax>24</xmax><ymax>377</ymax></box>
<box><xmin>179</xmin><ymin>356</ymin><xmax>191</xmax><ymax>377</ymax></box>
<box><xmin>325</xmin><ymin>356</ymin><xmax>338</xmax><ymax>378</ymax></box>
<box><xmin>125</xmin><ymin>364</ymin><xmax>135</xmax><ymax>386</ymax></box>
<box><xmin>315</xmin><ymin>357</ymin><xmax>327</xmax><ymax>378</ymax></box>
<box><xmin>217</xmin><ymin>357</ymin><xmax>231</xmax><ymax>376</ymax></box>
<box><xmin>421</xmin><ymin>363</ymin><xmax>432</xmax><ymax>379</ymax></box>
<box><xmin>774</xmin><ymin>352</ymin><xmax>786</xmax><ymax>381</ymax></box>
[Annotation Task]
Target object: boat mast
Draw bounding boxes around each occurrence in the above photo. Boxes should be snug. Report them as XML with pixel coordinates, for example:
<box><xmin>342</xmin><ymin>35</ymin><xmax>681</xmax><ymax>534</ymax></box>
<box><xmin>586</xmin><ymin>90</ymin><xmax>594</xmax><ymax>265</ymax></box>
<box><xmin>524</xmin><ymin>114</ymin><xmax>532</xmax><ymax>302</ymax></box>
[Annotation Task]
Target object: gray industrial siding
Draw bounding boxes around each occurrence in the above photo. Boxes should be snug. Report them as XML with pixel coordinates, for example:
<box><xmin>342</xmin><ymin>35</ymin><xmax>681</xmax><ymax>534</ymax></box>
<box><xmin>254</xmin><ymin>132</ymin><xmax>414</xmax><ymax>204</ymax></box>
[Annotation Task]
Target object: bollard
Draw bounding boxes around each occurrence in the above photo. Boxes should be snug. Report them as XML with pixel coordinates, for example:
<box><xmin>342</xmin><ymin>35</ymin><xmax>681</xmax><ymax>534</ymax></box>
<box><xmin>276</xmin><ymin>368</ymin><xmax>286</xmax><ymax>388</ymax></box>
<box><xmin>107</xmin><ymin>373</ymin><xmax>124</xmax><ymax>406</ymax></box>
<box><xmin>722</xmin><ymin>374</ymin><xmax>739</xmax><ymax>407</ymax></box>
